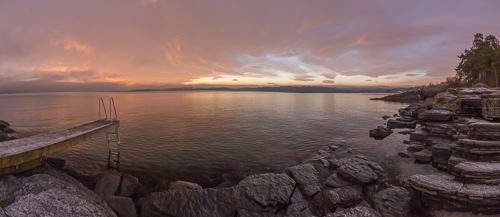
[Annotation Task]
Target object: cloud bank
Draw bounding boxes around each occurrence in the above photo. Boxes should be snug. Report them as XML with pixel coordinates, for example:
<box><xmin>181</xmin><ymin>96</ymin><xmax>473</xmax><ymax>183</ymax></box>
<box><xmin>1</xmin><ymin>0</ymin><xmax>499</xmax><ymax>92</ymax></box>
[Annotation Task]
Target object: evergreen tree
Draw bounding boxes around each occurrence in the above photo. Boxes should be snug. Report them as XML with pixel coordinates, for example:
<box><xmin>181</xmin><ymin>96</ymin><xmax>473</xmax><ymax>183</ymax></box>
<box><xmin>455</xmin><ymin>33</ymin><xmax>500</xmax><ymax>87</ymax></box>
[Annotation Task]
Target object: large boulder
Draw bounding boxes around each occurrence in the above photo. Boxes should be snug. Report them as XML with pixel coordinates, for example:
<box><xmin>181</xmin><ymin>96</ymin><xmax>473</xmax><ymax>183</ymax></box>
<box><xmin>422</xmin><ymin>84</ymin><xmax>449</xmax><ymax>99</ymax></box>
<box><xmin>0</xmin><ymin>170</ymin><xmax>116</xmax><ymax>216</ymax></box>
<box><xmin>327</xmin><ymin>204</ymin><xmax>381</xmax><ymax>217</ymax></box>
<box><xmin>337</xmin><ymin>155</ymin><xmax>387</xmax><ymax>185</ymax></box>
<box><xmin>93</xmin><ymin>171</ymin><xmax>121</xmax><ymax>198</ymax></box>
<box><xmin>169</xmin><ymin>180</ymin><xmax>202</xmax><ymax>191</ymax></box>
<box><xmin>285</xmin><ymin>164</ymin><xmax>322</xmax><ymax>196</ymax></box>
<box><xmin>417</xmin><ymin>110</ymin><xmax>454</xmax><ymax>121</ymax></box>
<box><xmin>369</xmin><ymin>126</ymin><xmax>393</xmax><ymax>139</ymax></box>
<box><xmin>372</xmin><ymin>186</ymin><xmax>411</xmax><ymax>217</ymax></box>
<box><xmin>141</xmin><ymin>188</ymin><xmax>235</xmax><ymax>217</ymax></box>
<box><xmin>236</xmin><ymin>173</ymin><xmax>296</xmax><ymax>207</ymax></box>
<box><xmin>105</xmin><ymin>196</ymin><xmax>137</xmax><ymax>217</ymax></box>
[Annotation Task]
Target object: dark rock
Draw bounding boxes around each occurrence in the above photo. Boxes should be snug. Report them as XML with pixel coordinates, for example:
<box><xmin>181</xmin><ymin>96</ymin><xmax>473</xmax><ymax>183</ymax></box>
<box><xmin>1</xmin><ymin>127</ymin><xmax>16</xmax><ymax>134</ymax></box>
<box><xmin>323</xmin><ymin>185</ymin><xmax>363</xmax><ymax>208</ymax></box>
<box><xmin>0</xmin><ymin>171</ymin><xmax>116</xmax><ymax>216</ymax></box>
<box><xmin>457</xmin><ymin>97</ymin><xmax>482</xmax><ymax>115</ymax></box>
<box><xmin>372</xmin><ymin>186</ymin><xmax>411</xmax><ymax>217</ymax></box>
<box><xmin>141</xmin><ymin>188</ymin><xmax>235</xmax><ymax>217</ymax></box>
<box><xmin>422</xmin><ymin>84</ymin><xmax>449</xmax><ymax>99</ymax></box>
<box><xmin>169</xmin><ymin>180</ymin><xmax>202</xmax><ymax>191</ymax></box>
<box><xmin>337</xmin><ymin>155</ymin><xmax>386</xmax><ymax>185</ymax></box>
<box><xmin>327</xmin><ymin>204</ymin><xmax>381</xmax><ymax>217</ymax></box>
<box><xmin>417</xmin><ymin>110</ymin><xmax>454</xmax><ymax>121</ymax></box>
<box><xmin>409</xmin><ymin>129</ymin><xmax>429</xmax><ymax>141</ymax></box>
<box><xmin>0</xmin><ymin>120</ymin><xmax>10</xmax><ymax>127</ymax></box>
<box><xmin>237</xmin><ymin>173</ymin><xmax>295</xmax><ymax>207</ymax></box>
<box><xmin>387</xmin><ymin>119</ymin><xmax>407</xmax><ymax>128</ymax></box>
<box><xmin>285</xmin><ymin>164</ymin><xmax>322</xmax><ymax>196</ymax></box>
<box><xmin>382</xmin><ymin>115</ymin><xmax>391</xmax><ymax>120</ymax></box>
<box><xmin>325</xmin><ymin>172</ymin><xmax>352</xmax><ymax>188</ymax></box>
<box><xmin>8</xmin><ymin>136</ymin><xmax>16</xmax><ymax>140</ymax></box>
<box><xmin>456</xmin><ymin>139</ymin><xmax>500</xmax><ymax>155</ymax></box>
<box><xmin>93</xmin><ymin>171</ymin><xmax>121</xmax><ymax>198</ymax></box>
<box><xmin>398</xmin><ymin>130</ymin><xmax>415</xmax><ymax>135</ymax></box>
<box><xmin>119</xmin><ymin>174</ymin><xmax>140</xmax><ymax>197</ymax></box>
<box><xmin>482</xmin><ymin>97</ymin><xmax>500</xmax><ymax>120</ymax></box>
<box><xmin>0</xmin><ymin>133</ymin><xmax>8</xmax><ymax>142</ymax></box>
<box><xmin>412</xmin><ymin>149</ymin><xmax>433</xmax><ymax>162</ymax></box>
<box><xmin>285</xmin><ymin>187</ymin><xmax>315</xmax><ymax>217</ymax></box>
<box><xmin>398</xmin><ymin>150</ymin><xmax>413</xmax><ymax>158</ymax></box>
<box><xmin>45</xmin><ymin>157</ymin><xmax>65</xmax><ymax>169</ymax></box>
<box><xmin>369</xmin><ymin>91</ymin><xmax>421</xmax><ymax>103</ymax></box>
<box><xmin>369</xmin><ymin>126</ymin><xmax>393</xmax><ymax>139</ymax></box>
<box><xmin>105</xmin><ymin>196</ymin><xmax>137</xmax><ymax>217</ymax></box>
<box><xmin>407</xmin><ymin>143</ymin><xmax>424</xmax><ymax>152</ymax></box>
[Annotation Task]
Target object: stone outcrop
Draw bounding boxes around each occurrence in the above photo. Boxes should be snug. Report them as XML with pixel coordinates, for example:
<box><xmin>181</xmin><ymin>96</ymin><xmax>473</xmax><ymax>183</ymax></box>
<box><xmin>369</xmin><ymin>126</ymin><xmax>393</xmax><ymax>139</ymax></box>
<box><xmin>376</xmin><ymin>86</ymin><xmax>500</xmax><ymax>215</ymax></box>
<box><xmin>0</xmin><ymin>121</ymin><xmax>16</xmax><ymax>142</ymax></box>
<box><xmin>142</xmin><ymin>144</ymin><xmax>389</xmax><ymax>217</ymax></box>
<box><xmin>0</xmin><ymin>166</ymin><xmax>117</xmax><ymax>216</ymax></box>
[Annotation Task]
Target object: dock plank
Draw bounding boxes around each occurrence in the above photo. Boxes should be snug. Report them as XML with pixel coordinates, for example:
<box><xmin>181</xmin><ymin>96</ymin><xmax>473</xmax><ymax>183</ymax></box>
<box><xmin>0</xmin><ymin>120</ymin><xmax>119</xmax><ymax>173</ymax></box>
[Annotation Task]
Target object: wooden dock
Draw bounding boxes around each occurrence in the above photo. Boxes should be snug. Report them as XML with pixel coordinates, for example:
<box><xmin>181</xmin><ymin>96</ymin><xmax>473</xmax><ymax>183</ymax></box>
<box><xmin>0</xmin><ymin>120</ymin><xmax>119</xmax><ymax>175</ymax></box>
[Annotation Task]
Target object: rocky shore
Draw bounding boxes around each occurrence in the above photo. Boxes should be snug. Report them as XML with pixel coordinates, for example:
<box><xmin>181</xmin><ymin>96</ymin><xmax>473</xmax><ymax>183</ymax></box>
<box><xmin>0</xmin><ymin>120</ymin><xmax>16</xmax><ymax>142</ymax></box>
<box><xmin>0</xmin><ymin>121</ymin><xmax>414</xmax><ymax>217</ymax></box>
<box><xmin>372</xmin><ymin>86</ymin><xmax>500</xmax><ymax>215</ymax></box>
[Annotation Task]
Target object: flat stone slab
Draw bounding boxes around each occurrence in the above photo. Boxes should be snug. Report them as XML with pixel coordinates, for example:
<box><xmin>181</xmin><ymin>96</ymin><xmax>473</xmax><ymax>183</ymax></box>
<box><xmin>418</xmin><ymin>110</ymin><xmax>454</xmax><ymax>121</ymax></box>
<box><xmin>467</xmin><ymin>119</ymin><xmax>500</xmax><ymax>139</ymax></box>
<box><xmin>337</xmin><ymin>155</ymin><xmax>386</xmax><ymax>185</ymax></box>
<box><xmin>285</xmin><ymin>164</ymin><xmax>322</xmax><ymax>196</ymax></box>
<box><xmin>457</xmin><ymin>139</ymin><xmax>500</xmax><ymax>155</ymax></box>
<box><xmin>454</xmin><ymin>161</ymin><xmax>500</xmax><ymax>179</ymax></box>
<box><xmin>413</xmin><ymin>149</ymin><xmax>433</xmax><ymax>162</ymax></box>
<box><xmin>410</xmin><ymin>130</ymin><xmax>430</xmax><ymax>141</ymax></box>
<box><xmin>410</xmin><ymin>172</ymin><xmax>500</xmax><ymax>210</ymax></box>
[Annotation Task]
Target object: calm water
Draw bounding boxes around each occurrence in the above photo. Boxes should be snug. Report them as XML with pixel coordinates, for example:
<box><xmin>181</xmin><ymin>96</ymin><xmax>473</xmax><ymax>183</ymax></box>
<box><xmin>0</xmin><ymin>92</ymin><xmax>434</xmax><ymax>187</ymax></box>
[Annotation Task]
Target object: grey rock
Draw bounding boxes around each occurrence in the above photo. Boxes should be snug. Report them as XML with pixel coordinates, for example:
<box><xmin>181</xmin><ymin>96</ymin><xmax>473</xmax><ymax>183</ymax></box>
<box><xmin>325</xmin><ymin>172</ymin><xmax>352</xmax><ymax>188</ymax></box>
<box><xmin>105</xmin><ymin>196</ymin><xmax>137</xmax><ymax>217</ymax></box>
<box><xmin>1</xmin><ymin>127</ymin><xmax>16</xmax><ymax>134</ymax></box>
<box><xmin>285</xmin><ymin>164</ymin><xmax>322</xmax><ymax>196</ymax></box>
<box><xmin>45</xmin><ymin>157</ymin><xmax>66</xmax><ymax>169</ymax></box>
<box><xmin>93</xmin><ymin>171</ymin><xmax>121</xmax><ymax>198</ymax></box>
<box><xmin>409</xmin><ymin>129</ymin><xmax>430</xmax><ymax>141</ymax></box>
<box><xmin>119</xmin><ymin>174</ymin><xmax>140</xmax><ymax>197</ymax></box>
<box><xmin>170</xmin><ymin>180</ymin><xmax>202</xmax><ymax>191</ymax></box>
<box><xmin>285</xmin><ymin>187</ymin><xmax>315</xmax><ymax>217</ymax></box>
<box><xmin>369</xmin><ymin>126</ymin><xmax>393</xmax><ymax>139</ymax></box>
<box><xmin>397</xmin><ymin>150</ymin><xmax>412</xmax><ymax>158</ymax></box>
<box><xmin>141</xmin><ymin>188</ymin><xmax>235</xmax><ymax>217</ymax></box>
<box><xmin>418</xmin><ymin>109</ymin><xmax>454</xmax><ymax>121</ymax></box>
<box><xmin>454</xmin><ymin>161</ymin><xmax>500</xmax><ymax>180</ymax></box>
<box><xmin>1</xmin><ymin>173</ymin><xmax>116</xmax><ymax>216</ymax></box>
<box><xmin>0</xmin><ymin>133</ymin><xmax>9</xmax><ymax>142</ymax></box>
<box><xmin>407</xmin><ymin>144</ymin><xmax>424</xmax><ymax>152</ymax></box>
<box><xmin>323</xmin><ymin>185</ymin><xmax>363</xmax><ymax>208</ymax></box>
<box><xmin>337</xmin><ymin>155</ymin><xmax>386</xmax><ymax>185</ymax></box>
<box><xmin>237</xmin><ymin>173</ymin><xmax>296</xmax><ymax>207</ymax></box>
<box><xmin>372</xmin><ymin>186</ymin><xmax>411</xmax><ymax>217</ymax></box>
<box><xmin>327</xmin><ymin>205</ymin><xmax>381</xmax><ymax>217</ymax></box>
<box><xmin>456</xmin><ymin>139</ymin><xmax>500</xmax><ymax>155</ymax></box>
<box><xmin>412</xmin><ymin>149</ymin><xmax>433</xmax><ymax>162</ymax></box>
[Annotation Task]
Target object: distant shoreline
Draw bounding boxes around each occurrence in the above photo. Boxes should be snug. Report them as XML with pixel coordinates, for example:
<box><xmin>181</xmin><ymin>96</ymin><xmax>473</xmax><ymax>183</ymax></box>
<box><xmin>125</xmin><ymin>85</ymin><xmax>413</xmax><ymax>94</ymax></box>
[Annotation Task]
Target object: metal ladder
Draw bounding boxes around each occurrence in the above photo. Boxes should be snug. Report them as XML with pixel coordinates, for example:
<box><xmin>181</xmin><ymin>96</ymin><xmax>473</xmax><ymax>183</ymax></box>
<box><xmin>99</xmin><ymin>97</ymin><xmax>120</xmax><ymax>170</ymax></box>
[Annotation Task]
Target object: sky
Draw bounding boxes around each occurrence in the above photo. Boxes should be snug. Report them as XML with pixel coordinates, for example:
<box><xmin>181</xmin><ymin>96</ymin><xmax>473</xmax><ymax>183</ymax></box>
<box><xmin>1</xmin><ymin>0</ymin><xmax>500</xmax><ymax>93</ymax></box>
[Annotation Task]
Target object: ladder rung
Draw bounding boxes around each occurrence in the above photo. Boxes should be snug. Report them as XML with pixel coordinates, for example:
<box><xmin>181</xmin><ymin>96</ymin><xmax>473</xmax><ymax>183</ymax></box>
<box><xmin>109</xmin><ymin>151</ymin><xmax>119</xmax><ymax>155</ymax></box>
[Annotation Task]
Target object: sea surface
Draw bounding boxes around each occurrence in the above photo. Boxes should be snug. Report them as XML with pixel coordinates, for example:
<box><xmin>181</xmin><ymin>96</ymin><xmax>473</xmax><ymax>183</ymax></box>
<box><xmin>0</xmin><ymin>91</ymin><xmax>434</xmax><ymax>187</ymax></box>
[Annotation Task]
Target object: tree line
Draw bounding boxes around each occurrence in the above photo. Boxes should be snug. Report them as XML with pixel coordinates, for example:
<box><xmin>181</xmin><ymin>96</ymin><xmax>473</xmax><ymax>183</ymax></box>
<box><xmin>455</xmin><ymin>33</ymin><xmax>500</xmax><ymax>87</ymax></box>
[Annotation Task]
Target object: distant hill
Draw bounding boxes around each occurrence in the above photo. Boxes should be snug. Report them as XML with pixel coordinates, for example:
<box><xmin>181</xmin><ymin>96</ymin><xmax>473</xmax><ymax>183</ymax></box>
<box><xmin>127</xmin><ymin>85</ymin><xmax>413</xmax><ymax>93</ymax></box>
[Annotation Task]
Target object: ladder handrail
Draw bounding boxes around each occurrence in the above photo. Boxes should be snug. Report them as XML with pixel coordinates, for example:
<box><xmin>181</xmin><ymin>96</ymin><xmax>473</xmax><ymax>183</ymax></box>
<box><xmin>99</xmin><ymin>98</ymin><xmax>108</xmax><ymax>121</ymax></box>
<box><xmin>109</xmin><ymin>97</ymin><xmax>118</xmax><ymax>121</ymax></box>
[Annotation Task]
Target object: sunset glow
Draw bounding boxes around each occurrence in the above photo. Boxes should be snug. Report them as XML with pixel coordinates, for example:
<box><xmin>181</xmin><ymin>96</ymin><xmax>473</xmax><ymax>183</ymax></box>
<box><xmin>1</xmin><ymin>0</ymin><xmax>499</xmax><ymax>92</ymax></box>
